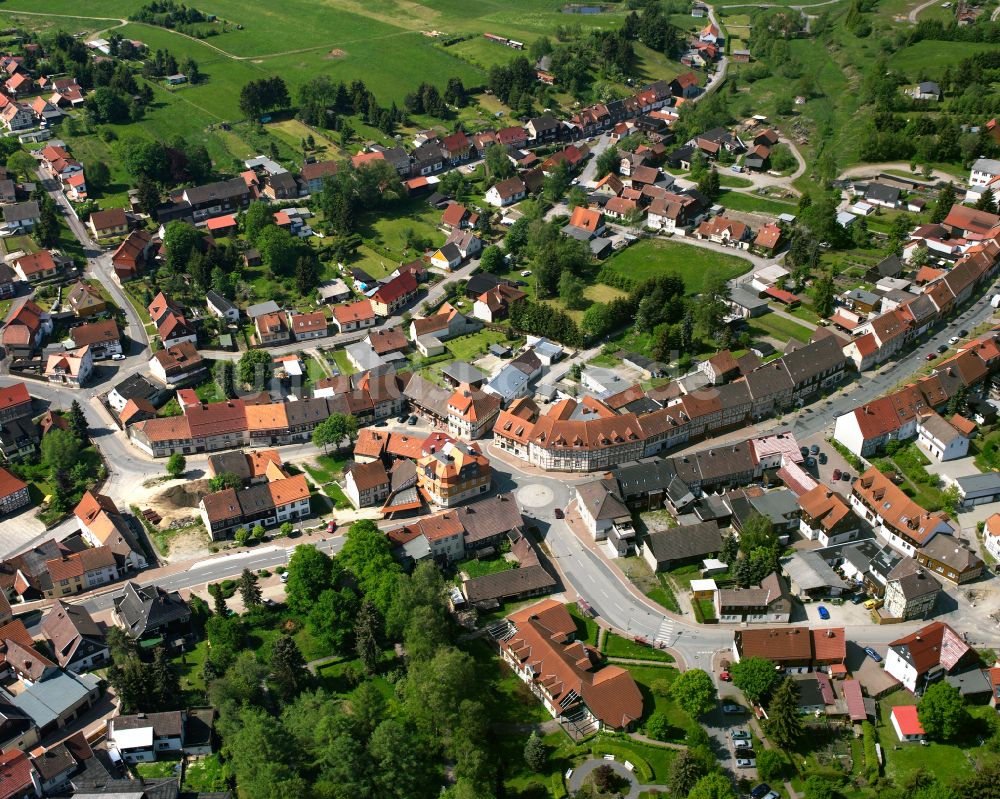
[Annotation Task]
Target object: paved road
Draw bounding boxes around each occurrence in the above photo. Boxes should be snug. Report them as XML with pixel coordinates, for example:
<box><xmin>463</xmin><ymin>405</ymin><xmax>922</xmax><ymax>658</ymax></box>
<box><xmin>908</xmin><ymin>0</ymin><xmax>940</xmax><ymax>22</ymax></box>
<box><xmin>838</xmin><ymin>162</ymin><xmax>957</xmax><ymax>185</ymax></box>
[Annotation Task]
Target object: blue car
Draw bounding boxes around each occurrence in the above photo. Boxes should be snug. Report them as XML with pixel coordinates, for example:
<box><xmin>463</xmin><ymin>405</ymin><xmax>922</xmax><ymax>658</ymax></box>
<box><xmin>818</xmin><ymin>606</ymin><xmax>830</xmax><ymax>620</ymax></box>
<box><xmin>864</xmin><ymin>646</ymin><xmax>883</xmax><ymax>663</ymax></box>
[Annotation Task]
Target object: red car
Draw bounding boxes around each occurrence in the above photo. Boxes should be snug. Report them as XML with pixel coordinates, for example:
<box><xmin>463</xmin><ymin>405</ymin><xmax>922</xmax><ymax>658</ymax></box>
<box><xmin>832</xmin><ymin>468</ymin><xmax>842</xmax><ymax>481</ymax></box>
<box><xmin>720</xmin><ymin>671</ymin><xmax>732</xmax><ymax>682</ymax></box>
<box><xmin>925</xmin><ymin>352</ymin><xmax>936</xmax><ymax>361</ymax></box>
<box><xmin>554</xmin><ymin>508</ymin><xmax>565</xmax><ymax>519</ymax></box>
<box><xmin>326</xmin><ymin>521</ymin><xmax>337</xmax><ymax>533</ymax></box>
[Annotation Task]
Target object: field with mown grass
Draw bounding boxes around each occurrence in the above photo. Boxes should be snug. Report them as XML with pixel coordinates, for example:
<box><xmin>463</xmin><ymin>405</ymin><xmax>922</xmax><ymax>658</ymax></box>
<box><xmin>603</xmin><ymin>238</ymin><xmax>752</xmax><ymax>294</ymax></box>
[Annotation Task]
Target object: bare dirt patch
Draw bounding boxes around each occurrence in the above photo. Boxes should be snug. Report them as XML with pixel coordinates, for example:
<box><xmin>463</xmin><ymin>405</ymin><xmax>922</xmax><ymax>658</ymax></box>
<box><xmin>326</xmin><ymin>48</ymin><xmax>347</xmax><ymax>59</ymax></box>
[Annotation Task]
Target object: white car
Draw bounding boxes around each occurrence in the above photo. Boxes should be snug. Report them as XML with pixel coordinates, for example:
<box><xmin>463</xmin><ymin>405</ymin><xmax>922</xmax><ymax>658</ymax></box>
<box><xmin>734</xmin><ymin>739</ymin><xmax>752</xmax><ymax>750</ymax></box>
<box><xmin>736</xmin><ymin>758</ymin><xmax>756</xmax><ymax>768</ymax></box>
<box><xmin>949</xmin><ymin>336</ymin><xmax>960</xmax><ymax>345</ymax></box>
<box><xmin>111</xmin><ymin>353</ymin><xmax>125</xmax><ymax>361</ymax></box>
<box><xmin>521</xmin><ymin>270</ymin><xmax>532</xmax><ymax>277</ymax></box>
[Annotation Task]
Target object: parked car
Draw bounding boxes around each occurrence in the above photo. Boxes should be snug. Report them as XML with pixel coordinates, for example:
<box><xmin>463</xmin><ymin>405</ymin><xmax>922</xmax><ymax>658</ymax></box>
<box><xmin>832</xmin><ymin>468</ymin><xmax>842</xmax><ymax>481</ymax></box>
<box><xmin>841</xmin><ymin>472</ymin><xmax>852</xmax><ymax>482</ymax></box>
<box><xmin>805</xmin><ymin>456</ymin><xmax>816</xmax><ymax>467</ymax></box>
<box><xmin>864</xmin><ymin>646</ymin><xmax>883</xmax><ymax>662</ymax></box>
<box><xmin>959</xmin><ymin>328</ymin><xmax>968</xmax><ymax>337</ymax></box>
<box><xmin>800</xmin><ymin>446</ymin><xmax>809</xmax><ymax>457</ymax></box>
<box><xmin>280</xmin><ymin>572</ymin><xmax>289</xmax><ymax>583</ymax></box>
<box><xmin>763</xmin><ymin>793</ymin><xmax>781</xmax><ymax>799</ymax></box>
<box><xmin>111</xmin><ymin>353</ymin><xmax>125</xmax><ymax>361</ymax></box>
<box><xmin>818</xmin><ymin>605</ymin><xmax>830</xmax><ymax>620</ymax></box>
<box><xmin>554</xmin><ymin>508</ymin><xmax>564</xmax><ymax>519</ymax></box>
<box><xmin>949</xmin><ymin>336</ymin><xmax>960</xmax><ymax>345</ymax></box>
<box><xmin>818</xmin><ymin>453</ymin><xmax>828</xmax><ymax>465</ymax></box>
<box><xmin>734</xmin><ymin>739</ymin><xmax>752</xmax><ymax>749</ymax></box>
<box><xmin>851</xmin><ymin>594</ymin><xmax>866</xmax><ymax>605</ymax></box>
<box><xmin>750</xmin><ymin>786</ymin><xmax>772</xmax><ymax>799</ymax></box>
<box><xmin>926</xmin><ymin>352</ymin><xmax>936</xmax><ymax>361</ymax></box>
<box><xmin>736</xmin><ymin>758</ymin><xmax>756</xmax><ymax>768</ymax></box>
<box><xmin>864</xmin><ymin>598</ymin><xmax>883</xmax><ymax>610</ymax></box>
<box><xmin>938</xmin><ymin>344</ymin><xmax>948</xmax><ymax>353</ymax></box>
<box><xmin>724</xmin><ymin>704</ymin><xmax>745</xmax><ymax>714</ymax></box>
<box><xmin>408</xmin><ymin>415</ymin><xmax>418</xmax><ymax>424</ymax></box>
<box><xmin>720</xmin><ymin>671</ymin><xmax>732</xmax><ymax>682</ymax></box>
<box><xmin>326</xmin><ymin>521</ymin><xmax>337</xmax><ymax>533</ymax></box>
<box><xmin>731</xmin><ymin>730</ymin><xmax>750</xmax><ymax>740</ymax></box>
<box><xmin>810</xmin><ymin>444</ymin><xmax>820</xmax><ymax>454</ymax></box>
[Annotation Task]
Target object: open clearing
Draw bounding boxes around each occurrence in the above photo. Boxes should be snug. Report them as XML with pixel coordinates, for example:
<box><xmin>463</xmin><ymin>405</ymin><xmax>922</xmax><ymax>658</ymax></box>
<box><xmin>603</xmin><ymin>238</ymin><xmax>752</xmax><ymax>294</ymax></box>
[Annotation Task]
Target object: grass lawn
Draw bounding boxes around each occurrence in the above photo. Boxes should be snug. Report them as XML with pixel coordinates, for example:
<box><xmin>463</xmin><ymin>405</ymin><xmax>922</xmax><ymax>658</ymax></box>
<box><xmin>603</xmin><ymin>632</ymin><xmax>674</xmax><ymax>662</ymax></box>
<box><xmin>568</xmin><ymin>604</ymin><xmax>599</xmax><ymax>646</ymax></box>
<box><xmin>302</xmin><ymin>453</ymin><xmax>349</xmax><ymax>484</ymax></box>
<box><xmin>626</xmin><ymin>664</ymin><xmax>691</xmax><ymax>744</ymax></box>
<box><xmin>604</xmin><ymin>238</ymin><xmax>752</xmax><ymax>294</ymax></box>
<box><xmin>134</xmin><ymin>760</ymin><xmax>180</xmax><ymax>779</ymax></box>
<box><xmin>447</xmin><ymin>328</ymin><xmax>518</xmax><ymax>361</ymax></box>
<box><xmin>751</xmin><ymin>312</ymin><xmax>814</xmax><ymax>343</ymax></box>
<box><xmin>719</xmin><ymin>173</ymin><xmax>754</xmax><ymax>188</ymax></box>
<box><xmin>304</xmin><ymin>354</ymin><xmax>329</xmax><ymax>384</ymax></box>
<box><xmin>457</xmin><ymin>556</ymin><xmax>515</xmax><ymax>579</ymax></box>
<box><xmin>331</xmin><ymin>348</ymin><xmax>357</xmax><ymax>376</ymax></box>
<box><xmin>174</xmin><ymin>640</ymin><xmax>210</xmax><ymax>704</ymax></box>
<box><xmin>717</xmin><ymin>189</ymin><xmax>799</xmax><ymax>216</ymax></box>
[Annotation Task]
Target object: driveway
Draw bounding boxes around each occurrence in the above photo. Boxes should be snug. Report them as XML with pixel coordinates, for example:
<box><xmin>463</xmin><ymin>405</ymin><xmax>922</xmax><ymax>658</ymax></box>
<box><xmin>567</xmin><ymin>759</ymin><xmax>640</xmax><ymax>799</ymax></box>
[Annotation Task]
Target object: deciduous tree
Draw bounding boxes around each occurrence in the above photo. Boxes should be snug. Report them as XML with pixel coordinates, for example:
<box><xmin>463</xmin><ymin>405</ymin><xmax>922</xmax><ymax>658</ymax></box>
<box><xmin>166</xmin><ymin>453</ymin><xmax>186</xmax><ymax>478</ymax></box>
<box><xmin>730</xmin><ymin>655</ymin><xmax>780</xmax><ymax>704</ymax></box>
<box><xmin>918</xmin><ymin>681</ymin><xmax>967</xmax><ymax>741</ymax></box>
<box><xmin>669</xmin><ymin>668</ymin><xmax>717</xmax><ymax>718</ymax></box>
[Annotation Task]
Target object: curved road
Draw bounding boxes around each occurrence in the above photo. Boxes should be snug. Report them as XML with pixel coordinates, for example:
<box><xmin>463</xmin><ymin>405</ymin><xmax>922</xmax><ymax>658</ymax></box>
<box><xmin>838</xmin><ymin>162</ymin><xmax>958</xmax><ymax>184</ymax></box>
<box><xmin>909</xmin><ymin>0</ymin><xmax>940</xmax><ymax>22</ymax></box>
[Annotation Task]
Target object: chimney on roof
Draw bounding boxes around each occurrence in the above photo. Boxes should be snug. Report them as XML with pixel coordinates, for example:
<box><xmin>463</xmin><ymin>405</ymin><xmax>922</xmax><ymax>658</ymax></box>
<box><xmin>826</xmin><ymin>629</ymin><xmax>834</xmax><ymax>638</ymax></box>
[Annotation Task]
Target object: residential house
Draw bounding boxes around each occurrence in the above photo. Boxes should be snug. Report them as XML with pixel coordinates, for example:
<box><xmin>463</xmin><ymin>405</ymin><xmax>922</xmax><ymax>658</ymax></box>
<box><xmin>254</xmin><ymin>311</ymin><xmax>291</xmax><ymax>345</ymax></box>
<box><xmin>199</xmin><ymin>474</ymin><xmax>312</xmax><ymax>540</ymax></box>
<box><xmin>87</xmin><ymin>208</ymin><xmax>128</xmax><ymax>240</ymax></box>
<box><xmin>417</xmin><ymin>437</ymin><xmax>491</xmax><ymax>508</ymax></box>
<box><xmin>45</xmin><ymin>346</ymin><xmax>93</xmax><ymax>388</ymax></box>
<box><xmin>864</xmin><ymin>183</ymin><xmax>901</xmax><ymax>209</ymax></box>
<box><xmin>2</xmin><ymin>202</ymin><xmax>40</xmax><ymax>232</ymax></box>
<box><xmin>40</xmin><ymin>602</ymin><xmax>109</xmax><ymax>672</ymax></box>
<box><xmin>290</xmin><ymin>311</ymin><xmax>328</xmax><ymax>341</ymax></box>
<box><xmin>798</xmin><ymin>485</ymin><xmax>862</xmax><ymax>547</ymax></box>
<box><xmin>205</xmin><ymin>290</ymin><xmax>239</xmax><ymax>323</ymax></box>
<box><xmin>910</xmin><ymin>81</ymin><xmax>941</xmax><ymax>101</ymax></box>
<box><xmin>0</xmin><ymin>468</ymin><xmax>29</xmax><ymax>515</ymax></box>
<box><xmin>643</xmin><ymin>521</ymin><xmax>723</xmax><ymax>571</ymax></box>
<box><xmin>891</xmin><ymin>706</ymin><xmax>925</xmax><ymax>742</ymax></box>
<box><xmin>12</xmin><ymin>251</ymin><xmax>58</xmax><ymax>284</ymax></box>
<box><xmin>111</xmin><ymin>229</ymin><xmax>155</xmax><ymax>282</ymax></box>
<box><xmin>884</xmin><ymin>568</ymin><xmax>941</xmax><ymax>620</ymax></box>
<box><xmin>473</xmin><ymin>283</ymin><xmax>527</xmax><ymax>323</ymax></box>
<box><xmin>850</xmin><ymin>468</ymin><xmax>954</xmax><ymax>556</ymax></box>
<box><xmin>715</xmin><ymin>572</ymin><xmax>793</xmax><ymax>624</ymax></box>
<box><xmin>148</xmin><ymin>342</ymin><xmax>206</xmax><ymax>388</ymax></box>
<box><xmin>447</xmin><ymin>386</ymin><xmax>502</xmax><ymax>440</ymax></box>
<box><xmin>332</xmin><ymin>299</ymin><xmax>377</xmax><ymax>333</ymax></box>
<box><xmin>575</xmin><ymin>479</ymin><xmax>635</xmax><ymax>557</ymax></box>
<box><xmin>73</xmin><ymin>492</ymin><xmax>147</xmax><ymax>572</ymax></box>
<box><xmin>107</xmin><ymin>711</ymin><xmax>185</xmax><ymax>763</ymax></box>
<box><xmin>43</xmin><ymin>548</ymin><xmax>118</xmax><ymax>599</ymax></box>
<box><xmin>300</xmin><ymin>160</ymin><xmax>339</xmax><ymax>194</ymax></box>
<box><xmin>696</xmin><ymin>216</ymin><xmax>750</xmax><ymax>248</ymax></box>
<box><xmin>485</xmin><ymin>177</ymin><xmax>527</xmax><ymax>207</ymax></box>
<box><xmin>112</xmin><ymin>581</ymin><xmax>193</xmax><ymax>650</ymax></box>
<box><xmin>732</xmin><ymin>626</ymin><xmax>846</xmax><ymax>672</ymax></box>
<box><xmin>157</xmin><ymin>176</ymin><xmax>253</xmax><ymax>224</ymax></box>
<box><xmin>916</xmin><ymin>535</ymin><xmax>984</xmax><ymax>584</ymax></box>
<box><xmin>344</xmin><ymin>460</ymin><xmax>391</xmax><ymax>509</ymax></box>
<box><xmin>916</xmin><ymin>411</ymin><xmax>969</xmax><ymax>461</ymax></box>
<box><xmin>884</xmin><ymin>621</ymin><xmax>976</xmax><ymax>694</ymax></box>
<box><xmin>370</xmin><ymin>271</ymin><xmax>418</xmax><ymax>316</ymax></box>
<box><xmin>66</xmin><ymin>281</ymin><xmax>106</xmax><ymax>318</ymax></box>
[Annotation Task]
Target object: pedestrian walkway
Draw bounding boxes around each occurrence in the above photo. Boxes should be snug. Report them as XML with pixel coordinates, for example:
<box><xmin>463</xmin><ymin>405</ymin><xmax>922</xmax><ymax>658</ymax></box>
<box><xmin>654</xmin><ymin>617</ymin><xmax>675</xmax><ymax>647</ymax></box>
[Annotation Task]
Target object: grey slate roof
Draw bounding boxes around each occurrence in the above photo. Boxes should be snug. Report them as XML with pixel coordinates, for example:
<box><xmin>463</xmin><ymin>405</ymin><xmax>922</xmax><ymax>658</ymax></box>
<box><xmin>645</xmin><ymin>521</ymin><xmax>722</xmax><ymax>566</ymax></box>
<box><xmin>113</xmin><ymin>582</ymin><xmax>190</xmax><ymax>638</ymax></box>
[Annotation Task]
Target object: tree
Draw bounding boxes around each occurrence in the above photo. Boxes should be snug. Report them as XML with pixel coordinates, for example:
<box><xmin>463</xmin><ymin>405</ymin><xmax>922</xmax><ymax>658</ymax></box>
<box><xmin>135</xmin><ymin>176</ymin><xmax>161</xmax><ymax>215</ymax></box>
<box><xmin>237</xmin><ymin>348</ymin><xmax>273</xmax><ymax>388</ymax></box>
<box><xmin>243</xmin><ymin>200</ymin><xmax>275</xmax><ymax>244</ymax></box>
<box><xmin>214</xmin><ymin>360</ymin><xmax>236</xmax><ymax>399</ymax></box>
<box><xmin>812</xmin><ymin>270</ymin><xmax>836</xmax><ymax>318</ymax></box>
<box><xmin>739</xmin><ymin>512</ymin><xmax>776</xmax><ymax>552</ymax></box>
<box><xmin>295</xmin><ymin>255</ymin><xmax>320</xmax><ymax>294</ymax></box>
<box><xmin>695</xmin><ymin>268</ymin><xmax>731</xmax><ymax>342</ymax></box>
<box><xmin>234</xmin><ymin>527</ymin><xmax>250</xmax><ymax>546</ymax></box>
<box><xmin>163</xmin><ymin>221</ymin><xmax>203</xmax><ymax>274</ymax></box>
<box><xmin>918</xmin><ymin>681</ymin><xmax>967</xmax><ymax>741</ymax></box>
<box><xmin>755</xmin><ymin>748</ymin><xmax>786</xmax><ymax>782</ymax></box>
<box><xmin>166</xmin><ymin>453</ymin><xmax>186</xmax><ymax>478</ymax></box>
<box><xmin>150</xmin><ymin>646</ymin><xmax>181</xmax><ymax>709</ymax></box>
<box><xmin>41</xmin><ymin>428</ymin><xmax>78</xmax><ymax>472</ymax></box>
<box><xmin>730</xmin><ymin>656</ymin><xmax>781</xmax><ymax>704</ymax></box>
<box><xmin>312</xmin><ymin>413</ymin><xmax>358</xmax><ymax>453</ymax></box>
<box><xmin>355</xmin><ymin>599</ymin><xmax>381</xmax><ymax>675</ymax></box>
<box><xmin>208</xmin><ymin>471</ymin><xmax>244</xmax><ymax>492</ymax></box>
<box><xmin>7</xmin><ymin>151</ymin><xmax>37</xmax><ymax>182</ymax></box>
<box><xmin>88</xmin><ymin>160</ymin><xmax>111</xmax><ymax>192</ymax></box>
<box><xmin>238</xmin><ymin>568</ymin><xmax>262</xmax><ymax>609</ymax></box>
<box><xmin>286</xmin><ymin>545</ymin><xmax>335</xmax><ymax>614</ymax></box>
<box><xmin>931</xmin><ymin>182</ymin><xmax>956</xmax><ymax>224</ymax></box>
<box><xmin>766</xmin><ymin>677</ymin><xmax>805</xmax><ymax>749</ymax></box>
<box><xmin>698</xmin><ymin>166</ymin><xmax>721</xmax><ymax>200</ymax></box>
<box><xmin>309</xmin><ymin>587</ymin><xmax>359</xmax><ymax>653</ymax></box>
<box><xmin>594</xmin><ymin>145</ymin><xmax>620</xmax><ymax>179</ymax></box>
<box><xmin>688</xmin><ymin>772</ymin><xmax>736</xmax><ymax>799</ymax></box>
<box><xmin>721</xmin><ymin>532</ymin><xmax>739</xmax><ymax>566</ymax></box>
<box><xmin>33</xmin><ymin>199</ymin><xmax>59</xmax><ymax>248</ymax></box>
<box><xmin>67</xmin><ymin>400</ymin><xmax>89</xmax><ymax>441</ymax></box>
<box><xmin>270</xmin><ymin>635</ymin><xmax>307</xmax><ymax>699</ymax></box>
<box><xmin>669</xmin><ymin>668</ymin><xmax>717</xmax><ymax>718</ymax></box>
<box><xmin>803</xmin><ymin>776</ymin><xmax>837</xmax><ymax>799</ymax></box>
<box><xmin>558</xmin><ymin>271</ymin><xmax>587</xmax><ymax>310</ymax></box>
<box><xmin>339</xmin><ymin>520</ymin><xmax>401</xmax><ymax>613</ymax></box>
<box><xmin>668</xmin><ymin>748</ymin><xmax>707</xmax><ymax>796</ymax></box>
<box><xmin>208</xmin><ymin>583</ymin><xmax>228</xmax><ymax>616</ymax></box>
<box><xmin>478</xmin><ymin>245</ymin><xmax>505</xmax><ymax>273</ymax></box>
<box><xmin>252</xmin><ymin>524</ymin><xmax>265</xmax><ymax>541</ymax></box>
<box><xmin>523</xmin><ymin>732</ymin><xmax>547</xmax><ymax>772</ymax></box>
<box><xmin>485</xmin><ymin>144</ymin><xmax>515</xmax><ymax>181</ymax></box>
<box><xmin>644</xmin><ymin>711</ymin><xmax>672</xmax><ymax>741</ymax></box>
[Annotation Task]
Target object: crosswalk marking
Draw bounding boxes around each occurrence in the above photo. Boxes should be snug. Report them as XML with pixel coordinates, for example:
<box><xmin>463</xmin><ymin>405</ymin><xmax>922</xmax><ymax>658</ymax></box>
<box><xmin>654</xmin><ymin>617</ymin><xmax>674</xmax><ymax>646</ymax></box>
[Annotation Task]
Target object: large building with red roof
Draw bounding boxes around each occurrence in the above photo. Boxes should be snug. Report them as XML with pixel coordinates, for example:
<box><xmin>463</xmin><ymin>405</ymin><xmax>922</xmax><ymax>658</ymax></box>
<box><xmin>884</xmin><ymin>621</ymin><xmax>977</xmax><ymax>694</ymax></box>
<box><xmin>497</xmin><ymin>600</ymin><xmax>643</xmax><ymax>732</ymax></box>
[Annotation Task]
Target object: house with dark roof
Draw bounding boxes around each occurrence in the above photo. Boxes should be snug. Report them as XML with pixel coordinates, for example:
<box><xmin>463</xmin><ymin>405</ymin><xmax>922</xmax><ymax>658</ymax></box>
<box><xmin>575</xmin><ymin>479</ymin><xmax>635</xmax><ymax>557</ymax></box>
<box><xmin>40</xmin><ymin>601</ymin><xmax>108</xmax><ymax>672</ymax></box>
<box><xmin>643</xmin><ymin>520</ymin><xmax>722</xmax><ymax>571</ymax></box>
<box><xmin>111</xmin><ymin>582</ymin><xmax>192</xmax><ymax>651</ymax></box>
